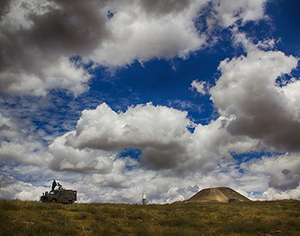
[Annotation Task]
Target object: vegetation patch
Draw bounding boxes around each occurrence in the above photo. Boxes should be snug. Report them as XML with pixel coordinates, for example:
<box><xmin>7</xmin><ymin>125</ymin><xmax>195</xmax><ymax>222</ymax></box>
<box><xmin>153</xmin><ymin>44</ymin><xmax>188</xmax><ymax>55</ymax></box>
<box><xmin>0</xmin><ymin>199</ymin><xmax>299</xmax><ymax>236</ymax></box>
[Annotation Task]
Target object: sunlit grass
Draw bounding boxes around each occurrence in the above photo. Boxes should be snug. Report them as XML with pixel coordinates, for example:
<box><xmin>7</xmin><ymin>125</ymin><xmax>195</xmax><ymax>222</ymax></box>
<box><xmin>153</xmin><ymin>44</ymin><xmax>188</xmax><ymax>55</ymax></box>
<box><xmin>0</xmin><ymin>199</ymin><xmax>299</xmax><ymax>235</ymax></box>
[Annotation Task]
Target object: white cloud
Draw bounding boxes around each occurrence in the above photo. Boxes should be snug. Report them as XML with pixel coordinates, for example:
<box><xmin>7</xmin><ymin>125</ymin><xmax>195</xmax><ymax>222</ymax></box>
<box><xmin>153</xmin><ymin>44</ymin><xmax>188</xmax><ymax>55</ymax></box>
<box><xmin>167</xmin><ymin>99</ymin><xmax>202</xmax><ymax>113</ymax></box>
<box><xmin>2</xmin><ymin>152</ymin><xmax>300</xmax><ymax>203</ymax></box>
<box><xmin>210</xmin><ymin>49</ymin><xmax>300</xmax><ymax>152</ymax></box>
<box><xmin>58</xmin><ymin>102</ymin><xmax>193</xmax><ymax>171</ymax></box>
<box><xmin>49</xmin><ymin>102</ymin><xmax>257</xmax><ymax>176</ymax></box>
<box><xmin>0</xmin><ymin>0</ymin><xmax>108</xmax><ymax>96</ymax></box>
<box><xmin>241</xmin><ymin>153</ymin><xmax>300</xmax><ymax>201</ymax></box>
<box><xmin>0</xmin><ymin>141</ymin><xmax>46</xmax><ymax>165</ymax></box>
<box><xmin>0</xmin><ymin>57</ymin><xmax>90</xmax><ymax>96</ymax></box>
<box><xmin>241</xmin><ymin>154</ymin><xmax>300</xmax><ymax>192</ymax></box>
<box><xmin>66</xmin><ymin>102</ymin><xmax>191</xmax><ymax>150</ymax></box>
<box><xmin>0</xmin><ymin>0</ymin><xmax>269</xmax><ymax>96</ymax></box>
<box><xmin>261</xmin><ymin>186</ymin><xmax>300</xmax><ymax>200</ymax></box>
<box><xmin>210</xmin><ymin>0</ymin><xmax>267</xmax><ymax>28</ymax></box>
<box><xmin>190</xmin><ymin>80</ymin><xmax>207</xmax><ymax>95</ymax></box>
<box><xmin>92</xmin><ymin>158</ymin><xmax>134</xmax><ymax>189</ymax></box>
<box><xmin>90</xmin><ymin>0</ymin><xmax>208</xmax><ymax>67</ymax></box>
<box><xmin>48</xmin><ymin>132</ymin><xmax>116</xmax><ymax>173</ymax></box>
<box><xmin>2</xmin><ymin>0</ymin><xmax>299</xmax><ymax>204</ymax></box>
<box><xmin>0</xmin><ymin>112</ymin><xmax>49</xmax><ymax>165</ymax></box>
<box><xmin>0</xmin><ymin>113</ymin><xmax>17</xmax><ymax>140</ymax></box>
<box><xmin>0</xmin><ymin>174</ymin><xmax>48</xmax><ymax>201</ymax></box>
<box><xmin>20</xmin><ymin>56</ymin><xmax>299</xmax><ymax>202</ymax></box>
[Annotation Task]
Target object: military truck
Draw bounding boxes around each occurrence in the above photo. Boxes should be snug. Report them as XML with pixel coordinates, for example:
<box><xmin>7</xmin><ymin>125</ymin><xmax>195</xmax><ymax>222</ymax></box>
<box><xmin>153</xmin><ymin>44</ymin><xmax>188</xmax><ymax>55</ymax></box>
<box><xmin>40</xmin><ymin>180</ymin><xmax>77</xmax><ymax>204</ymax></box>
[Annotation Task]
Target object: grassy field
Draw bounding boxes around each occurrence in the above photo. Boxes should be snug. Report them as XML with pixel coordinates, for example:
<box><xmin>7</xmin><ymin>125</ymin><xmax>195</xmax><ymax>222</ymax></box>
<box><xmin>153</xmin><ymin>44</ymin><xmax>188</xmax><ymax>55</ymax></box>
<box><xmin>0</xmin><ymin>199</ymin><xmax>299</xmax><ymax>236</ymax></box>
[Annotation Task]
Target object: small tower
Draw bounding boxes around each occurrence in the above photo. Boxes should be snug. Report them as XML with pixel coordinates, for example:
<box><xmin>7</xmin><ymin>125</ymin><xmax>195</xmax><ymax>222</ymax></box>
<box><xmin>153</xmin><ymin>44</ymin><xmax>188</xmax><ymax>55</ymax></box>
<box><xmin>142</xmin><ymin>193</ymin><xmax>147</xmax><ymax>205</ymax></box>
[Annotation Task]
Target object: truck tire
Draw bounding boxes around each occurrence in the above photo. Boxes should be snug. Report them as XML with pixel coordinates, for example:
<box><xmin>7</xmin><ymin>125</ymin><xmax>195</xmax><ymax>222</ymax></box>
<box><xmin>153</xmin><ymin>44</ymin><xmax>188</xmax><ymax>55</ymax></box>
<box><xmin>51</xmin><ymin>199</ymin><xmax>57</xmax><ymax>203</ymax></box>
<box><xmin>68</xmin><ymin>200</ymin><xmax>73</xmax><ymax>204</ymax></box>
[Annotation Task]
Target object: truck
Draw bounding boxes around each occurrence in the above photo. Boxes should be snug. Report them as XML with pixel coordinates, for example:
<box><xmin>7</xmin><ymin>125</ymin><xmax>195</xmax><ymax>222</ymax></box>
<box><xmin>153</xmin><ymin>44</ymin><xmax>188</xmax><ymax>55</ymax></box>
<box><xmin>40</xmin><ymin>180</ymin><xmax>77</xmax><ymax>204</ymax></box>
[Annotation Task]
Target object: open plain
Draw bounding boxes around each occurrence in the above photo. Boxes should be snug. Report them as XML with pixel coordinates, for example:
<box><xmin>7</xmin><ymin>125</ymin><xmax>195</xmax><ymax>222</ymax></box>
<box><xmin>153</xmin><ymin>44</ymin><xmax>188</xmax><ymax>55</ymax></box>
<box><xmin>0</xmin><ymin>199</ymin><xmax>299</xmax><ymax>236</ymax></box>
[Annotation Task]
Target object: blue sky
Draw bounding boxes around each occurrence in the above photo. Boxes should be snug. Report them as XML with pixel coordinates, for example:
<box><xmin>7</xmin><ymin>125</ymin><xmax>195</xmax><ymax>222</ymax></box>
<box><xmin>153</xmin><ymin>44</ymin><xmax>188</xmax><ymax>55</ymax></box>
<box><xmin>0</xmin><ymin>0</ymin><xmax>299</xmax><ymax>203</ymax></box>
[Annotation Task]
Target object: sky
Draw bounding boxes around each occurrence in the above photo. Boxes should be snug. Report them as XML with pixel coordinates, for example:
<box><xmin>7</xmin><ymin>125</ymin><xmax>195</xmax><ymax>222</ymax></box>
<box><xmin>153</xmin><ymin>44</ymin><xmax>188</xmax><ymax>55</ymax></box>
<box><xmin>0</xmin><ymin>0</ymin><xmax>300</xmax><ymax>203</ymax></box>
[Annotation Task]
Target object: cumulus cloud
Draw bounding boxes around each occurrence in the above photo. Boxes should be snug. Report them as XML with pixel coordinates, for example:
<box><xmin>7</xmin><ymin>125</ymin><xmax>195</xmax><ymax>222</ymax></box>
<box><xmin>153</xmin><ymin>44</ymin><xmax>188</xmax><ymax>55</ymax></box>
<box><xmin>0</xmin><ymin>57</ymin><xmax>91</xmax><ymax>96</ymax></box>
<box><xmin>2</xmin><ymin>151</ymin><xmax>299</xmax><ymax>203</ymax></box>
<box><xmin>67</xmin><ymin>103</ymin><xmax>191</xmax><ymax>150</ymax></box>
<box><xmin>260</xmin><ymin>186</ymin><xmax>300</xmax><ymax>200</ymax></box>
<box><xmin>90</xmin><ymin>0</ymin><xmax>208</xmax><ymax>67</ymax></box>
<box><xmin>3</xmin><ymin>0</ymin><xmax>299</xmax><ymax>203</ymax></box>
<box><xmin>0</xmin><ymin>0</ymin><xmax>269</xmax><ymax>96</ymax></box>
<box><xmin>60</xmin><ymin>103</ymin><xmax>193</xmax><ymax>171</ymax></box>
<box><xmin>0</xmin><ymin>0</ymin><xmax>99</xmax><ymax>96</ymax></box>
<box><xmin>209</xmin><ymin>0</ymin><xmax>268</xmax><ymax>28</ymax></box>
<box><xmin>51</xmin><ymin>102</ymin><xmax>256</xmax><ymax>174</ymax></box>
<box><xmin>92</xmin><ymin>158</ymin><xmax>135</xmax><ymax>189</ymax></box>
<box><xmin>0</xmin><ymin>174</ymin><xmax>48</xmax><ymax>200</ymax></box>
<box><xmin>24</xmin><ymin>52</ymin><xmax>300</xmax><ymax>201</ymax></box>
<box><xmin>44</xmin><ymin>43</ymin><xmax>300</xmax><ymax>201</ymax></box>
<box><xmin>3</xmin><ymin>44</ymin><xmax>300</xmax><ymax>203</ymax></box>
<box><xmin>48</xmin><ymin>132</ymin><xmax>116</xmax><ymax>173</ymax></box>
<box><xmin>0</xmin><ymin>112</ymin><xmax>48</xmax><ymax>165</ymax></box>
<box><xmin>210</xmin><ymin>49</ymin><xmax>300</xmax><ymax>152</ymax></box>
<box><xmin>241</xmin><ymin>154</ymin><xmax>300</xmax><ymax>192</ymax></box>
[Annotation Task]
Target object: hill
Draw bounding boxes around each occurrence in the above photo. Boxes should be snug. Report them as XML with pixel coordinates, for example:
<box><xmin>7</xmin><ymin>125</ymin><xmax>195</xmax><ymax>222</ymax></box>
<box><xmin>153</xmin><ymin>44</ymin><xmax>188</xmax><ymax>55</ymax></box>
<box><xmin>187</xmin><ymin>187</ymin><xmax>251</xmax><ymax>203</ymax></box>
<box><xmin>1</xmin><ymin>199</ymin><xmax>299</xmax><ymax>235</ymax></box>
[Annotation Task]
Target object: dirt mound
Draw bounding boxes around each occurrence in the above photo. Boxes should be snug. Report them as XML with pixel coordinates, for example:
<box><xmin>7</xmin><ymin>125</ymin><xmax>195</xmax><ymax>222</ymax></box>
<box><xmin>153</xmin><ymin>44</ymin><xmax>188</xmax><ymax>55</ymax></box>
<box><xmin>187</xmin><ymin>187</ymin><xmax>251</xmax><ymax>203</ymax></box>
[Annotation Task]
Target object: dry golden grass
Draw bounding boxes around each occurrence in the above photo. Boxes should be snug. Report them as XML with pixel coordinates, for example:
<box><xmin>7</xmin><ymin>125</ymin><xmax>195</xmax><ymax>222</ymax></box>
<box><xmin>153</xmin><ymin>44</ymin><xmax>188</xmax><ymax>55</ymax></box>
<box><xmin>0</xmin><ymin>199</ymin><xmax>299</xmax><ymax>236</ymax></box>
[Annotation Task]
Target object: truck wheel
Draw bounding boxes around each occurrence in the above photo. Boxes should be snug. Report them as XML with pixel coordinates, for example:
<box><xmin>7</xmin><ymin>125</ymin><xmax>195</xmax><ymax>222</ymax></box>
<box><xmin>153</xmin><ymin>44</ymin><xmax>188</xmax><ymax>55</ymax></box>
<box><xmin>51</xmin><ymin>199</ymin><xmax>57</xmax><ymax>203</ymax></box>
<box><xmin>68</xmin><ymin>200</ymin><xmax>73</xmax><ymax>204</ymax></box>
